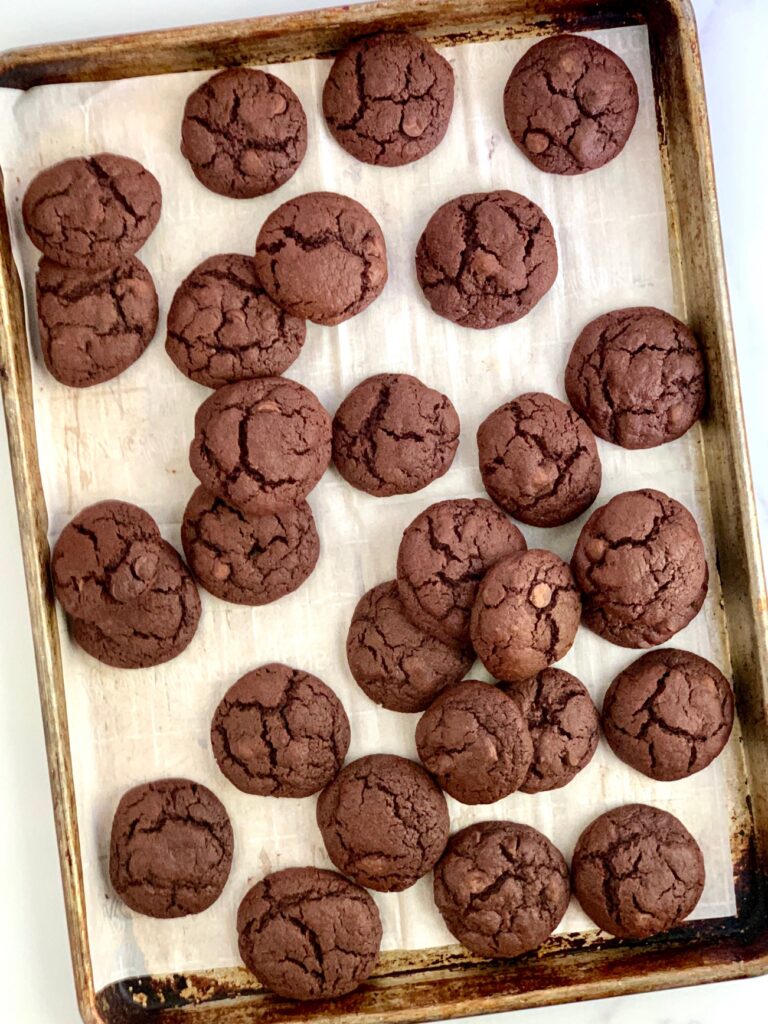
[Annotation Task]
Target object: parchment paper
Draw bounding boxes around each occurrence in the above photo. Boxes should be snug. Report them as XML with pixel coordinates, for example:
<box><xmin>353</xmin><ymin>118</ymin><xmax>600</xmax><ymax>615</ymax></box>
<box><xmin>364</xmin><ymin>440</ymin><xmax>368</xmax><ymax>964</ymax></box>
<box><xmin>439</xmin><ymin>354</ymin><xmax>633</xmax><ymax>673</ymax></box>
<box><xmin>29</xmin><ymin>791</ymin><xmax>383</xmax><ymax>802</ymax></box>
<box><xmin>0</xmin><ymin>25</ymin><xmax>740</xmax><ymax>992</ymax></box>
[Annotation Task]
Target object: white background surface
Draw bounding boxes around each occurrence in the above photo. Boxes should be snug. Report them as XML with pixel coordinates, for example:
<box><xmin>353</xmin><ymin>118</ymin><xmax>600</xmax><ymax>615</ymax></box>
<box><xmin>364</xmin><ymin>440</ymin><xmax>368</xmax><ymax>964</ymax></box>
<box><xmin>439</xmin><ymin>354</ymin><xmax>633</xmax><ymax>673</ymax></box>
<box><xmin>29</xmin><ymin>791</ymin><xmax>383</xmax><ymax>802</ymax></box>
<box><xmin>0</xmin><ymin>0</ymin><xmax>766</xmax><ymax>1021</ymax></box>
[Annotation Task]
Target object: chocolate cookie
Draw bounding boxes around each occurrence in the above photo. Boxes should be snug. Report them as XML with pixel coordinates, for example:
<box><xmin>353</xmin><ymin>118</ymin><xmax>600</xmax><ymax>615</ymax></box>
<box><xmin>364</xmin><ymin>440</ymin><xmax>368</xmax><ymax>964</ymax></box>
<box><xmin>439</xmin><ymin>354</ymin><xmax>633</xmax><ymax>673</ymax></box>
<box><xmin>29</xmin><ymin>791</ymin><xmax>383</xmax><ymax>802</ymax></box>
<box><xmin>254</xmin><ymin>192</ymin><xmax>388</xmax><ymax>326</ymax></box>
<box><xmin>211</xmin><ymin>663</ymin><xmax>350</xmax><ymax>797</ymax></box>
<box><xmin>415</xmin><ymin>681</ymin><xmax>533</xmax><ymax>804</ymax></box>
<box><xmin>181</xmin><ymin>486</ymin><xmax>319</xmax><ymax>605</ymax></box>
<box><xmin>71</xmin><ymin>541</ymin><xmax>201</xmax><ymax>668</ymax></box>
<box><xmin>37</xmin><ymin>257</ymin><xmax>158</xmax><ymax>388</ymax></box>
<box><xmin>571</xmin><ymin>488</ymin><xmax>709</xmax><ymax>648</ymax></box>
<box><xmin>189</xmin><ymin>377</ymin><xmax>332</xmax><ymax>516</ymax></box>
<box><xmin>477</xmin><ymin>392</ymin><xmax>601</xmax><ymax>527</ymax></box>
<box><xmin>316</xmin><ymin>754</ymin><xmax>449</xmax><ymax>892</ymax></box>
<box><xmin>471</xmin><ymin>549</ymin><xmax>581</xmax><ymax>682</ymax></box>
<box><xmin>602</xmin><ymin>649</ymin><xmax>734</xmax><ymax>781</ymax></box>
<box><xmin>572</xmin><ymin>803</ymin><xmax>705</xmax><ymax>938</ymax></box>
<box><xmin>332</xmin><ymin>373</ymin><xmax>460</xmax><ymax>497</ymax></box>
<box><xmin>23</xmin><ymin>154</ymin><xmax>161</xmax><ymax>270</ymax></box>
<box><xmin>181</xmin><ymin>68</ymin><xmax>307</xmax><ymax>199</ymax></box>
<box><xmin>503</xmin><ymin>34</ymin><xmax>639</xmax><ymax>175</ymax></box>
<box><xmin>397</xmin><ymin>498</ymin><xmax>527</xmax><ymax>645</ymax></box>
<box><xmin>323</xmin><ymin>31</ymin><xmax>454</xmax><ymax>167</ymax></box>
<box><xmin>564</xmin><ymin>307</ymin><xmax>707</xmax><ymax>449</ymax></box>
<box><xmin>109</xmin><ymin>778</ymin><xmax>233</xmax><ymax>918</ymax></box>
<box><xmin>415</xmin><ymin>190</ymin><xmax>557</xmax><ymax>329</ymax></box>
<box><xmin>237</xmin><ymin>867</ymin><xmax>382</xmax><ymax>1000</ymax></box>
<box><xmin>166</xmin><ymin>253</ymin><xmax>305</xmax><ymax>389</ymax></box>
<box><xmin>501</xmin><ymin>668</ymin><xmax>599</xmax><ymax>792</ymax></box>
<box><xmin>433</xmin><ymin>821</ymin><xmax>570</xmax><ymax>957</ymax></box>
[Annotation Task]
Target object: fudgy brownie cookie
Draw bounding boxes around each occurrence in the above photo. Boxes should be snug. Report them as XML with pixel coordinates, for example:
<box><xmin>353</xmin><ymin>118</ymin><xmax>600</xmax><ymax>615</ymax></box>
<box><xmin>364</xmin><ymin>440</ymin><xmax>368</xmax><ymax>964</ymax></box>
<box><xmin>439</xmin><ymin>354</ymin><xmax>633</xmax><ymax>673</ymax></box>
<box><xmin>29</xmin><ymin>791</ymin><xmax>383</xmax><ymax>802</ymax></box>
<box><xmin>254</xmin><ymin>192</ymin><xmax>388</xmax><ymax>325</ymax></box>
<box><xmin>602</xmin><ymin>649</ymin><xmax>734</xmax><ymax>781</ymax></box>
<box><xmin>237</xmin><ymin>867</ymin><xmax>382</xmax><ymax>1000</ymax></box>
<box><xmin>572</xmin><ymin>803</ymin><xmax>705</xmax><ymax>938</ymax></box>
<box><xmin>211</xmin><ymin>663</ymin><xmax>350</xmax><ymax>797</ymax></box>
<box><xmin>477</xmin><ymin>392</ymin><xmax>601</xmax><ymax>527</ymax></box>
<box><xmin>109</xmin><ymin>778</ymin><xmax>233</xmax><ymax>917</ymax></box>
<box><xmin>332</xmin><ymin>373</ymin><xmax>460</xmax><ymax>496</ymax></box>
<box><xmin>397</xmin><ymin>498</ymin><xmax>527</xmax><ymax>645</ymax></box>
<box><xmin>471</xmin><ymin>549</ymin><xmax>581</xmax><ymax>682</ymax></box>
<box><xmin>415</xmin><ymin>681</ymin><xmax>533</xmax><ymax>804</ymax></box>
<box><xmin>564</xmin><ymin>307</ymin><xmax>707</xmax><ymax>449</ymax></box>
<box><xmin>323</xmin><ymin>31</ymin><xmax>454</xmax><ymax>167</ymax></box>
<box><xmin>166</xmin><ymin>253</ymin><xmax>305</xmax><ymax>388</ymax></box>
<box><xmin>503</xmin><ymin>34</ymin><xmax>639</xmax><ymax>175</ymax></box>
<box><xmin>415</xmin><ymin>190</ymin><xmax>557</xmax><ymax>329</ymax></box>
<box><xmin>189</xmin><ymin>377</ymin><xmax>332</xmax><ymax>516</ymax></box>
<box><xmin>571</xmin><ymin>488</ymin><xmax>709</xmax><ymax>648</ymax></box>
<box><xmin>433</xmin><ymin>821</ymin><xmax>570</xmax><ymax>957</ymax></box>
<box><xmin>316</xmin><ymin>754</ymin><xmax>449</xmax><ymax>892</ymax></box>
<box><xmin>23</xmin><ymin>154</ymin><xmax>161</xmax><ymax>270</ymax></box>
<box><xmin>181</xmin><ymin>68</ymin><xmax>307</xmax><ymax>198</ymax></box>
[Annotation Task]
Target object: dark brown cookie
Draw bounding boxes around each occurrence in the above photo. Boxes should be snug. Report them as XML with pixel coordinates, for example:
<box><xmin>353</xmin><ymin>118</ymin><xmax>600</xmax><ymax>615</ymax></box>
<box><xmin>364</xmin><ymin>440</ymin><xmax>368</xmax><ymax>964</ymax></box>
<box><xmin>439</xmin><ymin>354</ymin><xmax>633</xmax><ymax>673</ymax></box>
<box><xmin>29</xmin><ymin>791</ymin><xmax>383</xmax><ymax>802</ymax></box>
<box><xmin>572</xmin><ymin>803</ymin><xmax>705</xmax><ymax>938</ymax></box>
<box><xmin>433</xmin><ymin>821</ymin><xmax>570</xmax><ymax>957</ymax></box>
<box><xmin>477</xmin><ymin>392</ymin><xmax>601</xmax><ymax>527</ymax></box>
<box><xmin>323</xmin><ymin>31</ymin><xmax>454</xmax><ymax>167</ymax></box>
<box><xmin>415</xmin><ymin>681</ymin><xmax>533</xmax><ymax>804</ymax></box>
<box><xmin>316</xmin><ymin>754</ymin><xmax>449</xmax><ymax>892</ymax></box>
<box><xmin>397</xmin><ymin>498</ymin><xmax>527</xmax><ymax>645</ymax></box>
<box><xmin>415</xmin><ymin>190</ymin><xmax>557</xmax><ymax>330</ymax></box>
<box><xmin>211</xmin><ymin>663</ymin><xmax>350</xmax><ymax>797</ymax></box>
<box><xmin>181</xmin><ymin>68</ymin><xmax>307</xmax><ymax>198</ymax></box>
<box><xmin>602</xmin><ymin>649</ymin><xmax>734</xmax><ymax>781</ymax></box>
<box><xmin>23</xmin><ymin>154</ymin><xmax>161</xmax><ymax>270</ymax></box>
<box><xmin>254</xmin><ymin>192</ymin><xmax>388</xmax><ymax>326</ymax></box>
<box><xmin>471</xmin><ymin>549</ymin><xmax>581</xmax><ymax>682</ymax></box>
<box><xmin>109</xmin><ymin>778</ymin><xmax>233</xmax><ymax>918</ymax></box>
<box><xmin>71</xmin><ymin>541</ymin><xmax>201</xmax><ymax>669</ymax></box>
<box><xmin>503</xmin><ymin>34</ymin><xmax>639</xmax><ymax>175</ymax></box>
<box><xmin>189</xmin><ymin>377</ymin><xmax>331</xmax><ymax>516</ymax></box>
<box><xmin>501</xmin><ymin>668</ymin><xmax>599</xmax><ymax>792</ymax></box>
<box><xmin>571</xmin><ymin>488</ymin><xmax>709</xmax><ymax>648</ymax></box>
<box><xmin>237</xmin><ymin>867</ymin><xmax>382</xmax><ymax>1000</ymax></box>
<box><xmin>564</xmin><ymin>307</ymin><xmax>707</xmax><ymax>449</ymax></box>
<box><xmin>165</xmin><ymin>253</ymin><xmax>305</xmax><ymax>389</ymax></box>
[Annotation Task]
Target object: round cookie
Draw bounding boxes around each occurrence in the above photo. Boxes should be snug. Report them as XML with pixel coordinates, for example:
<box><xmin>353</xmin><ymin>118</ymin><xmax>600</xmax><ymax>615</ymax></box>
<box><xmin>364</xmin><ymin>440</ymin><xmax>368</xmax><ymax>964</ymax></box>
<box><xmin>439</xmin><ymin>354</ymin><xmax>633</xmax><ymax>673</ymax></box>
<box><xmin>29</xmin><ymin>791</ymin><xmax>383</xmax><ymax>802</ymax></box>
<box><xmin>332</xmin><ymin>373</ymin><xmax>460</xmax><ymax>497</ymax></box>
<box><xmin>564</xmin><ymin>307</ymin><xmax>706</xmax><ymax>449</ymax></box>
<box><xmin>37</xmin><ymin>257</ymin><xmax>158</xmax><ymax>388</ymax></box>
<box><xmin>572</xmin><ymin>803</ymin><xmax>705</xmax><ymax>938</ymax></box>
<box><xmin>503</xmin><ymin>33</ymin><xmax>639</xmax><ymax>175</ymax></box>
<box><xmin>471</xmin><ymin>549</ymin><xmax>581</xmax><ymax>682</ymax></box>
<box><xmin>23</xmin><ymin>154</ymin><xmax>161</xmax><ymax>270</ymax></box>
<box><xmin>71</xmin><ymin>541</ymin><xmax>201</xmax><ymax>669</ymax></box>
<box><xmin>211</xmin><ymin>663</ymin><xmax>350</xmax><ymax>797</ymax></box>
<box><xmin>415</xmin><ymin>190</ymin><xmax>557</xmax><ymax>330</ymax></box>
<box><xmin>323</xmin><ymin>31</ymin><xmax>454</xmax><ymax>167</ymax></box>
<box><xmin>346</xmin><ymin>581</ymin><xmax>474</xmax><ymax>713</ymax></box>
<box><xmin>316</xmin><ymin>754</ymin><xmax>449</xmax><ymax>892</ymax></box>
<box><xmin>433</xmin><ymin>821</ymin><xmax>570</xmax><ymax>957</ymax></box>
<box><xmin>571</xmin><ymin>488</ymin><xmax>709</xmax><ymax>648</ymax></box>
<box><xmin>501</xmin><ymin>668</ymin><xmax>599</xmax><ymax>792</ymax></box>
<box><xmin>602</xmin><ymin>649</ymin><xmax>734</xmax><ymax>781</ymax></box>
<box><xmin>181</xmin><ymin>486</ymin><xmax>319</xmax><ymax>605</ymax></box>
<box><xmin>397</xmin><ymin>497</ymin><xmax>527</xmax><ymax>645</ymax></box>
<box><xmin>237</xmin><ymin>867</ymin><xmax>382</xmax><ymax>1000</ymax></box>
<box><xmin>165</xmin><ymin>253</ymin><xmax>305</xmax><ymax>388</ymax></box>
<box><xmin>415</xmin><ymin>681</ymin><xmax>533</xmax><ymax>804</ymax></box>
<box><xmin>254</xmin><ymin>192</ymin><xmax>388</xmax><ymax>326</ymax></box>
<box><xmin>181</xmin><ymin>68</ymin><xmax>307</xmax><ymax>198</ymax></box>
<box><xmin>477</xmin><ymin>392</ymin><xmax>601</xmax><ymax>527</ymax></box>
<box><xmin>109</xmin><ymin>778</ymin><xmax>233</xmax><ymax>918</ymax></box>
<box><xmin>189</xmin><ymin>377</ymin><xmax>332</xmax><ymax>516</ymax></box>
